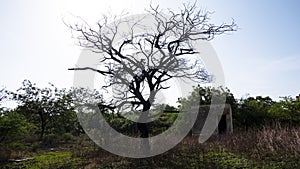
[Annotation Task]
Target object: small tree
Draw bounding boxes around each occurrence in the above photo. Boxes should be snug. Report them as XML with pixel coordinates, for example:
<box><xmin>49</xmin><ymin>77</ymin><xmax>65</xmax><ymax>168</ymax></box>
<box><xmin>67</xmin><ymin>3</ymin><xmax>236</xmax><ymax>150</ymax></box>
<box><xmin>10</xmin><ymin>80</ymin><xmax>73</xmax><ymax>140</ymax></box>
<box><xmin>0</xmin><ymin>110</ymin><xmax>34</xmax><ymax>143</ymax></box>
<box><xmin>268</xmin><ymin>96</ymin><xmax>300</xmax><ymax>126</ymax></box>
<box><xmin>236</xmin><ymin>96</ymin><xmax>274</xmax><ymax>130</ymax></box>
<box><xmin>178</xmin><ymin>86</ymin><xmax>237</xmax><ymax>110</ymax></box>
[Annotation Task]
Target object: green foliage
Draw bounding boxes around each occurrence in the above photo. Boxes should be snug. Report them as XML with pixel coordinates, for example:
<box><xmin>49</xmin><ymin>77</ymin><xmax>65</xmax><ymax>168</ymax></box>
<box><xmin>8</xmin><ymin>80</ymin><xmax>78</xmax><ymax>140</ymax></box>
<box><xmin>47</xmin><ymin>109</ymin><xmax>83</xmax><ymax>136</ymax></box>
<box><xmin>268</xmin><ymin>96</ymin><xmax>300</xmax><ymax>125</ymax></box>
<box><xmin>178</xmin><ymin>86</ymin><xmax>300</xmax><ymax>130</ymax></box>
<box><xmin>41</xmin><ymin>134</ymin><xmax>60</xmax><ymax>147</ymax></box>
<box><xmin>164</xmin><ymin>104</ymin><xmax>178</xmax><ymax>112</ymax></box>
<box><xmin>150</xmin><ymin>112</ymin><xmax>178</xmax><ymax>134</ymax></box>
<box><xmin>235</xmin><ymin>96</ymin><xmax>274</xmax><ymax>129</ymax></box>
<box><xmin>0</xmin><ymin>111</ymin><xmax>37</xmax><ymax>161</ymax></box>
<box><xmin>235</xmin><ymin>96</ymin><xmax>300</xmax><ymax>129</ymax></box>
<box><xmin>0</xmin><ymin>151</ymin><xmax>83</xmax><ymax>169</ymax></box>
<box><xmin>202</xmin><ymin>150</ymin><xmax>254</xmax><ymax>168</ymax></box>
<box><xmin>0</xmin><ymin>111</ymin><xmax>36</xmax><ymax>144</ymax></box>
<box><xmin>91</xmin><ymin>110</ymin><xmax>179</xmax><ymax>137</ymax></box>
<box><xmin>178</xmin><ymin>85</ymin><xmax>237</xmax><ymax>109</ymax></box>
<box><xmin>62</xmin><ymin>132</ymin><xmax>74</xmax><ymax>143</ymax></box>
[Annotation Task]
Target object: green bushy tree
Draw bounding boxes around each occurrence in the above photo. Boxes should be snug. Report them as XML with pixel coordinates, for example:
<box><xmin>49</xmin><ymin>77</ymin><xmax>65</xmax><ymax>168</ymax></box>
<box><xmin>178</xmin><ymin>85</ymin><xmax>237</xmax><ymax>111</ymax></box>
<box><xmin>235</xmin><ymin>96</ymin><xmax>274</xmax><ymax>130</ymax></box>
<box><xmin>0</xmin><ymin>111</ymin><xmax>35</xmax><ymax>143</ymax></box>
<box><xmin>268</xmin><ymin>96</ymin><xmax>300</xmax><ymax>126</ymax></box>
<box><xmin>9</xmin><ymin>80</ymin><xmax>77</xmax><ymax>140</ymax></box>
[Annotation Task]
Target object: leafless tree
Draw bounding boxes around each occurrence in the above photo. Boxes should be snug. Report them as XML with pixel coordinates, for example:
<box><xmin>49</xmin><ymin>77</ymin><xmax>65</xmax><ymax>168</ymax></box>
<box><xmin>67</xmin><ymin>3</ymin><xmax>236</xmax><ymax>150</ymax></box>
<box><xmin>0</xmin><ymin>87</ymin><xmax>6</xmax><ymax>104</ymax></box>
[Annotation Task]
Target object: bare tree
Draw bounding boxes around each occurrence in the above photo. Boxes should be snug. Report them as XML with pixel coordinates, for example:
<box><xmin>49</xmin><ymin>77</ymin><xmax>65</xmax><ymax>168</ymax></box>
<box><xmin>0</xmin><ymin>87</ymin><xmax>5</xmax><ymax>103</ymax></box>
<box><xmin>67</xmin><ymin>3</ymin><xmax>236</xmax><ymax>150</ymax></box>
<box><xmin>0</xmin><ymin>87</ymin><xmax>6</xmax><ymax>113</ymax></box>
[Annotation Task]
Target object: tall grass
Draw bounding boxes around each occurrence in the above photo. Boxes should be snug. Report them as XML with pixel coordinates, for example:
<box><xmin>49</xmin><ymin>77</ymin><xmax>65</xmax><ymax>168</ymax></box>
<box><xmin>67</xmin><ymin>126</ymin><xmax>300</xmax><ymax>168</ymax></box>
<box><xmin>1</xmin><ymin>126</ymin><xmax>299</xmax><ymax>168</ymax></box>
<box><xmin>214</xmin><ymin>126</ymin><xmax>300</xmax><ymax>157</ymax></box>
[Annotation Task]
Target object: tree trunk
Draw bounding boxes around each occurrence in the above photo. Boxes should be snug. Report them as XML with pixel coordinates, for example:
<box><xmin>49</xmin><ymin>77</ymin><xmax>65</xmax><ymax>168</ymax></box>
<box><xmin>40</xmin><ymin>121</ymin><xmax>46</xmax><ymax>140</ymax></box>
<box><xmin>137</xmin><ymin>102</ymin><xmax>151</xmax><ymax>153</ymax></box>
<box><xmin>39</xmin><ymin>113</ymin><xmax>46</xmax><ymax>140</ymax></box>
<box><xmin>137</xmin><ymin>123</ymin><xmax>149</xmax><ymax>138</ymax></box>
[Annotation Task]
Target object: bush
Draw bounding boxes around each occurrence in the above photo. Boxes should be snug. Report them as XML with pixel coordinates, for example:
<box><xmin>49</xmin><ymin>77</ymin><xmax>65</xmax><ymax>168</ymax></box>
<box><xmin>42</xmin><ymin>134</ymin><xmax>60</xmax><ymax>147</ymax></box>
<box><xmin>29</xmin><ymin>142</ymin><xmax>40</xmax><ymax>152</ymax></box>
<box><xmin>0</xmin><ymin>111</ymin><xmax>34</xmax><ymax>143</ymax></box>
<box><xmin>62</xmin><ymin>132</ymin><xmax>74</xmax><ymax>143</ymax></box>
<box><xmin>0</xmin><ymin>144</ymin><xmax>11</xmax><ymax>162</ymax></box>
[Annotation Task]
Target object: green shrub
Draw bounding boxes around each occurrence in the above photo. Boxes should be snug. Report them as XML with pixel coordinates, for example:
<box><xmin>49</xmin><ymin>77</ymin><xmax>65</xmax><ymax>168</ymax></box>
<box><xmin>9</xmin><ymin>142</ymin><xmax>28</xmax><ymax>151</ymax></box>
<box><xmin>41</xmin><ymin>134</ymin><xmax>60</xmax><ymax>147</ymax></box>
<box><xmin>62</xmin><ymin>132</ymin><xmax>73</xmax><ymax>143</ymax></box>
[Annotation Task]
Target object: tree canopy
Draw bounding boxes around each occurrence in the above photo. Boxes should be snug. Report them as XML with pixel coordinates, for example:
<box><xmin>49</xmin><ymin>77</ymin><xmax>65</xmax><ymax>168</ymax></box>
<box><xmin>67</xmin><ymin>3</ymin><xmax>236</xmax><ymax>114</ymax></box>
<box><xmin>67</xmin><ymin>4</ymin><xmax>236</xmax><ymax>144</ymax></box>
<box><xmin>8</xmin><ymin>80</ymin><xmax>77</xmax><ymax>139</ymax></box>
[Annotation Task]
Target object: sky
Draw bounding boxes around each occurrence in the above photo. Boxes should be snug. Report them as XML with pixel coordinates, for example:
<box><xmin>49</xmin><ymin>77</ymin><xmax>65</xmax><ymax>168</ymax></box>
<box><xmin>1</xmin><ymin>0</ymin><xmax>300</xmax><ymax>106</ymax></box>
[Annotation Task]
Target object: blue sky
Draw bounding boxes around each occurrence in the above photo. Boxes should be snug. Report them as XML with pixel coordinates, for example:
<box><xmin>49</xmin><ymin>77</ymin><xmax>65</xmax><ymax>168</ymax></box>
<box><xmin>0</xmin><ymin>0</ymin><xmax>300</xmax><ymax>103</ymax></box>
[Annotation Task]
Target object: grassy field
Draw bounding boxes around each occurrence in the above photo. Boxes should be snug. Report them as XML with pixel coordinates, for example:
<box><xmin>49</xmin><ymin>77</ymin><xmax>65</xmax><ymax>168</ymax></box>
<box><xmin>1</xmin><ymin>126</ymin><xmax>299</xmax><ymax>169</ymax></box>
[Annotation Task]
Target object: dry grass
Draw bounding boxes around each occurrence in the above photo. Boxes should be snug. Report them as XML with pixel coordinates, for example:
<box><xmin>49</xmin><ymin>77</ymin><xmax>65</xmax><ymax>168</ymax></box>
<box><xmin>3</xmin><ymin>126</ymin><xmax>299</xmax><ymax>168</ymax></box>
<box><xmin>69</xmin><ymin>126</ymin><xmax>299</xmax><ymax>168</ymax></box>
<box><xmin>204</xmin><ymin>126</ymin><xmax>300</xmax><ymax>161</ymax></box>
